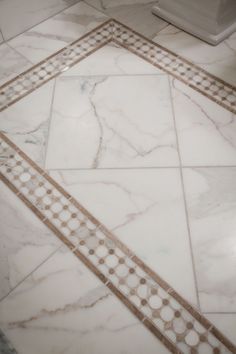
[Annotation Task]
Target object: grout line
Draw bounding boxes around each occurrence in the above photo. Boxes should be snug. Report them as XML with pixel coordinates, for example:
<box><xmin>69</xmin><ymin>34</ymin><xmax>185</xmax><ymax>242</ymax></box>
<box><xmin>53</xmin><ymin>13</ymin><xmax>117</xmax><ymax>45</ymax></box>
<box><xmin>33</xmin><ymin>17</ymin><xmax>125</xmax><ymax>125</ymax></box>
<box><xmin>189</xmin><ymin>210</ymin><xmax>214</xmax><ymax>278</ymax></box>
<box><xmin>167</xmin><ymin>74</ymin><xmax>201</xmax><ymax>311</ymax></box>
<box><xmin>46</xmin><ymin>165</ymin><xmax>236</xmax><ymax>172</ymax></box>
<box><xmin>4</xmin><ymin>0</ymin><xmax>82</xmax><ymax>43</ymax></box>
<box><xmin>1</xmin><ymin>128</ymin><xmax>236</xmax><ymax>352</ymax></box>
<box><xmin>204</xmin><ymin>312</ymin><xmax>236</xmax><ymax>315</ymax></box>
<box><xmin>83</xmin><ymin>0</ymin><xmax>108</xmax><ymax>16</ymax></box>
<box><xmin>44</xmin><ymin>79</ymin><xmax>57</xmax><ymax>169</ymax></box>
<box><xmin>6</xmin><ymin>42</ymin><xmax>34</xmax><ymax>66</ymax></box>
<box><xmin>2</xmin><ymin>18</ymin><xmax>235</xmax><ymax>352</ymax></box>
<box><xmin>0</xmin><ymin>244</ymin><xmax>63</xmax><ymax>304</ymax></box>
<box><xmin>149</xmin><ymin>22</ymin><xmax>170</xmax><ymax>40</ymax></box>
<box><xmin>83</xmin><ymin>0</ymin><xmax>170</xmax><ymax>41</ymax></box>
<box><xmin>62</xmin><ymin>73</ymin><xmax>167</xmax><ymax>78</ymax></box>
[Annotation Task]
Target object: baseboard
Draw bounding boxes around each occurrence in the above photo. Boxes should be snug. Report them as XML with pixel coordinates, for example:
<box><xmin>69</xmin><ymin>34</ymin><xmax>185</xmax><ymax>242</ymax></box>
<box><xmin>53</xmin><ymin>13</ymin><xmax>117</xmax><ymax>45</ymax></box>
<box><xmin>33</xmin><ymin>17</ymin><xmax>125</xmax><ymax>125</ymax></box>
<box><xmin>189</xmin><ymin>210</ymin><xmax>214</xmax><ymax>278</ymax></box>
<box><xmin>152</xmin><ymin>4</ymin><xmax>236</xmax><ymax>45</ymax></box>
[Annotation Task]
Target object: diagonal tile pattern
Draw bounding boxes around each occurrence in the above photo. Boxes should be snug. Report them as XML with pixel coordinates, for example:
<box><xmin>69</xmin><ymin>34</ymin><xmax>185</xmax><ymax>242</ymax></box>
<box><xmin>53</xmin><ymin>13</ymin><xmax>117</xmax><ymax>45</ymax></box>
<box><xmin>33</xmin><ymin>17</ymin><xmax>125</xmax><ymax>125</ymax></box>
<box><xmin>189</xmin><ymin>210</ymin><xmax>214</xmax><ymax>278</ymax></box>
<box><xmin>0</xmin><ymin>132</ymin><xmax>235</xmax><ymax>353</ymax></box>
<box><xmin>0</xmin><ymin>7</ymin><xmax>236</xmax><ymax>354</ymax></box>
<box><xmin>46</xmin><ymin>74</ymin><xmax>178</xmax><ymax>169</ymax></box>
<box><xmin>0</xmin><ymin>20</ymin><xmax>236</xmax><ymax>114</ymax></box>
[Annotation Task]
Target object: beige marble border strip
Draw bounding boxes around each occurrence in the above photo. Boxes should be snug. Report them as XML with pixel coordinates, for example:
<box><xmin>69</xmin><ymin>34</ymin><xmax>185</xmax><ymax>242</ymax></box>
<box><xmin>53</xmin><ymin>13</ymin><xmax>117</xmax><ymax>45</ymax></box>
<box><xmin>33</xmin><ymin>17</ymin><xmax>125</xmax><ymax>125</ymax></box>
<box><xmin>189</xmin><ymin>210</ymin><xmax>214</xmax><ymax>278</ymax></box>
<box><xmin>0</xmin><ymin>18</ymin><xmax>236</xmax><ymax>354</ymax></box>
<box><xmin>0</xmin><ymin>20</ymin><xmax>235</xmax><ymax>115</ymax></box>
<box><xmin>112</xmin><ymin>20</ymin><xmax>236</xmax><ymax>115</ymax></box>
<box><xmin>0</xmin><ymin>132</ymin><xmax>235</xmax><ymax>354</ymax></box>
<box><xmin>0</xmin><ymin>20</ymin><xmax>113</xmax><ymax>112</ymax></box>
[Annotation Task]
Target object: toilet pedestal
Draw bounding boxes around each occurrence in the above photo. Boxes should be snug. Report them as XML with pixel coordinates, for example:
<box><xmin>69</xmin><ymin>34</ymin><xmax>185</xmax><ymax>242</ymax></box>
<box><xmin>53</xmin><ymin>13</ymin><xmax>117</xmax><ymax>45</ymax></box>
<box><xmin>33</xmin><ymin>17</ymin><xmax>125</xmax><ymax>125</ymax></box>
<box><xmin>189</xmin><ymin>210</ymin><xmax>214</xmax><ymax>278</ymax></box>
<box><xmin>152</xmin><ymin>0</ymin><xmax>236</xmax><ymax>45</ymax></box>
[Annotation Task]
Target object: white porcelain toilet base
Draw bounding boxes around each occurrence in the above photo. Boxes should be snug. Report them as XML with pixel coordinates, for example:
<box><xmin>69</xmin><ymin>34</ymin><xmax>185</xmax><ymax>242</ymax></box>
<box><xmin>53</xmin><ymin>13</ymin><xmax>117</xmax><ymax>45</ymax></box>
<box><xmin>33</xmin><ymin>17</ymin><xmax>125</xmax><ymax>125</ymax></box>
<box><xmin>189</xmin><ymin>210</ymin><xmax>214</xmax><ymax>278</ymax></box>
<box><xmin>152</xmin><ymin>4</ymin><xmax>236</xmax><ymax>45</ymax></box>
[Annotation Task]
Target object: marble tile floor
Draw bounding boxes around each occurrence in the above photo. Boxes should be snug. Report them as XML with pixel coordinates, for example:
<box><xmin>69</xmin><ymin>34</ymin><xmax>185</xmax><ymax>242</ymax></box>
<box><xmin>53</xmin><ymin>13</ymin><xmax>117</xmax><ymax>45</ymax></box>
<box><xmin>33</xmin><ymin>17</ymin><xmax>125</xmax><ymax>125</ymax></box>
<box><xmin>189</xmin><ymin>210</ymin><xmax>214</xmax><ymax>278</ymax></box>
<box><xmin>0</xmin><ymin>0</ymin><xmax>80</xmax><ymax>41</ymax></box>
<box><xmin>0</xmin><ymin>3</ymin><xmax>236</xmax><ymax>354</ymax></box>
<box><xmin>153</xmin><ymin>24</ymin><xmax>236</xmax><ymax>87</ymax></box>
<box><xmin>0</xmin><ymin>0</ymin><xmax>235</xmax><ymax>87</ymax></box>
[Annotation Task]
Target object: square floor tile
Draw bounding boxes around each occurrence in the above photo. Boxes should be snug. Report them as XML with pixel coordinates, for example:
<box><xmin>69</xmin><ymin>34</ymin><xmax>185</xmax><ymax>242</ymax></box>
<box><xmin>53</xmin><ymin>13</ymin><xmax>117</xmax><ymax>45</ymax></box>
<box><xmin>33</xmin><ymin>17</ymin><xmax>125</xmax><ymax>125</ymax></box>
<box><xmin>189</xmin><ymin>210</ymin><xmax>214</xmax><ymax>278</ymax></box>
<box><xmin>46</xmin><ymin>69</ymin><xmax>178</xmax><ymax>169</ymax></box>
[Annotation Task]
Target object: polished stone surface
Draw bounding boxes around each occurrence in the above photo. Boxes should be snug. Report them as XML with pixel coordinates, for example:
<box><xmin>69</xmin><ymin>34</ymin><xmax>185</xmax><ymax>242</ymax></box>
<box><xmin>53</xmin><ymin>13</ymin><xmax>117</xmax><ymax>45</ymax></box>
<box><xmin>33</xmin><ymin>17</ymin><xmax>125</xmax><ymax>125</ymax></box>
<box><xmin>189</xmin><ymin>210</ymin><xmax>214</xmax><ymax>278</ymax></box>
<box><xmin>0</xmin><ymin>247</ymin><xmax>169</xmax><ymax>354</ymax></box>
<box><xmin>0</xmin><ymin>43</ymin><xmax>31</xmax><ymax>86</ymax></box>
<box><xmin>183</xmin><ymin>167</ymin><xmax>236</xmax><ymax>312</ymax></box>
<box><xmin>46</xmin><ymin>73</ymin><xmax>178</xmax><ymax>169</ymax></box>
<box><xmin>0</xmin><ymin>30</ymin><xmax>4</xmax><ymax>44</ymax></box>
<box><xmin>0</xmin><ymin>0</ymin><xmax>80</xmax><ymax>41</ymax></box>
<box><xmin>0</xmin><ymin>80</ymin><xmax>55</xmax><ymax>167</ymax></box>
<box><xmin>153</xmin><ymin>24</ymin><xmax>236</xmax><ymax>86</ymax></box>
<box><xmin>171</xmin><ymin>78</ymin><xmax>236</xmax><ymax>166</ymax></box>
<box><xmin>50</xmin><ymin>168</ymin><xmax>198</xmax><ymax>305</ymax></box>
<box><xmin>8</xmin><ymin>2</ymin><xmax>107</xmax><ymax>64</ymax></box>
<box><xmin>84</xmin><ymin>0</ymin><xmax>168</xmax><ymax>39</ymax></box>
<box><xmin>0</xmin><ymin>180</ymin><xmax>62</xmax><ymax>301</ymax></box>
<box><xmin>0</xmin><ymin>4</ymin><xmax>235</xmax><ymax>353</ymax></box>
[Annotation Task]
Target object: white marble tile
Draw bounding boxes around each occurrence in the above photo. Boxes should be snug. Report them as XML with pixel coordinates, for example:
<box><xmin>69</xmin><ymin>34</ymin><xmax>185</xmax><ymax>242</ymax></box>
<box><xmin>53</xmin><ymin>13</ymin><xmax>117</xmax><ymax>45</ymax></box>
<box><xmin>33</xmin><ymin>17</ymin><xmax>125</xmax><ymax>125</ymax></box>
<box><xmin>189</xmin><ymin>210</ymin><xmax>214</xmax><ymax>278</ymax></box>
<box><xmin>183</xmin><ymin>167</ymin><xmax>236</xmax><ymax>312</ymax></box>
<box><xmin>0</xmin><ymin>43</ymin><xmax>31</xmax><ymax>86</ymax></box>
<box><xmin>0</xmin><ymin>0</ymin><xmax>79</xmax><ymax>41</ymax></box>
<box><xmin>205</xmin><ymin>314</ymin><xmax>236</xmax><ymax>346</ymax></box>
<box><xmin>171</xmin><ymin>78</ymin><xmax>236</xmax><ymax>166</ymax></box>
<box><xmin>0</xmin><ymin>80</ymin><xmax>55</xmax><ymax>167</ymax></box>
<box><xmin>50</xmin><ymin>168</ymin><xmax>198</xmax><ymax>306</ymax></box>
<box><xmin>84</xmin><ymin>0</ymin><xmax>168</xmax><ymax>39</ymax></box>
<box><xmin>8</xmin><ymin>2</ymin><xmax>107</xmax><ymax>64</ymax></box>
<box><xmin>62</xmin><ymin>42</ymin><xmax>163</xmax><ymax>76</ymax></box>
<box><xmin>0</xmin><ymin>29</ymin><xmax>3</xmax><ymax>44</ymax></box>
<box><xmin>0</xmin><ymin>247</ymin><xmax>169</xmax><ymax>354</ymax></box>
<box><xmin>153</xmin><ymin>24</ymin><xmax>236</xmax><ymax>86</ymax></box>
<box><xmin>0</xmin><ymin>181</ymin><xmax>62</xmax><ymax>301</ymax></box>
<box><xmin>46</xmin><ymin>74</ymin><xmax>178</xmax><ymax>169</ymax></box>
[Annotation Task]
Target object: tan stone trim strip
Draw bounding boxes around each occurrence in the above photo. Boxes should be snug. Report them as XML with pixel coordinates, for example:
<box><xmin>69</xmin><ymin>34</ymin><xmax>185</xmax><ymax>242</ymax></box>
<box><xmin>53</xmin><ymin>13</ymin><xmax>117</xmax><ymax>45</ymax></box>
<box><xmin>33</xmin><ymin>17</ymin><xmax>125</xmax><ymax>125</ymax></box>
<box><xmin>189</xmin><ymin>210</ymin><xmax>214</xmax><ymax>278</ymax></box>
<box><xmin>112</xmin><ymin>20</ymin><xmax>236</xmax><ymax>115</ymax></box>
<box><xmin>0</xmin><ymin>132</ymin><xmax>235</xmax><ymax>354</ymax></box>
<box><xmin>0</xmin><ymin>20</ymin><xmax>113</xmax><ymax>112</ymax></box>
<box><xmin>0</xmin><ymin>20</ymin><xmax>235</xmax><ymax>115</ymax></box>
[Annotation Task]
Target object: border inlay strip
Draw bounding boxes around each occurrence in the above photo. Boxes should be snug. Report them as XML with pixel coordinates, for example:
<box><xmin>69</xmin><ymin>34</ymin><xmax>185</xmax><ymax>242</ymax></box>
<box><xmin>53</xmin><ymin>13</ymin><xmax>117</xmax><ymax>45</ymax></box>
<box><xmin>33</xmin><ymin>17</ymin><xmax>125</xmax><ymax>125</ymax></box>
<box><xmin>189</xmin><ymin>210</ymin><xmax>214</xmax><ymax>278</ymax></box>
<box><xmin>0</xmin><ymin>132</ymin><xmax>235</xmax><ymax>354</ymax></box>
<box><xmin>0</xmin><ymin>20</ymin><xmax>236</xmax><ymax>115</ymax></box>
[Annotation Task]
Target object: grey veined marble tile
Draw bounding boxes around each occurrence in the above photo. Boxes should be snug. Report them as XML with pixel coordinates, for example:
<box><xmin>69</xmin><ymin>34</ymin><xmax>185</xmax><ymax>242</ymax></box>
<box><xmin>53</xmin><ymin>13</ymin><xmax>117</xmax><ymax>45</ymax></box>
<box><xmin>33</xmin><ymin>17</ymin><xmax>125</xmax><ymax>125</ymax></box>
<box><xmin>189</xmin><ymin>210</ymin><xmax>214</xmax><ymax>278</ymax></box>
<box><xmin>0</xmin><ymin>179</ymin><xmax>62</xmax><ymax>301</ymax></box>
<box><xmin>8</xmin><ymin>2</ymin><xmax>108</xmax><ymax>64</ymax></box>
<box><xmin>0</xmin><ymin>247</ymin><xmax>169</xmax><ymax>354</ymax></box>
<box><xmin>84</xmin><ymin>0</ymin><xmax>168</xmax><ymax>38</ymax></box>
<box><xmin>183</xmin><ymin>167</ymin><xmax>236</xmax><ymax>313</ymax></box>
<box><xmin>0</xmin><ymin>0</ymin><xmax>80</xmax><ymax>41</ymax></box>
<box><xmin>0</xmin><ymin>330</ymin><xmax>17</xmax><ymax>354</ymax></box>
<box><xmin>0</xmin><ymin>29</ymin><xmax>4</xmax><ymax>44</ymax></box>
<box><xmin>0</xmin><ymin>80</ymin><xmax>55</xmax><ymax>168</ymax></box>
<box><xmin>0</xmin><ymin>44</ymin><xmax>31</xmax><ymax>86</ymax></box>
<box><xmin>46</xmin><ymin>74</ymin><xmax>178</xmax><ymax>169</ymax></box>
<box><xmin>153</xmin><ymin>24</ymin><xmax>236</xmax><ymax>86</ymax></box>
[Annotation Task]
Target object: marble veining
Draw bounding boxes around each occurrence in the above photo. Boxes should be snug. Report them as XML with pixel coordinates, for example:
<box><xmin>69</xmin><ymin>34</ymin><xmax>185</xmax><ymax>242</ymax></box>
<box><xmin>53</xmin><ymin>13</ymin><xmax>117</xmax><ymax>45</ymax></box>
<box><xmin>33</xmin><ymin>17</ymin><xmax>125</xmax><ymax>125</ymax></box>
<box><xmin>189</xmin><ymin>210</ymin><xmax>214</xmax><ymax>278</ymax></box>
<box><xmin>84</xmin><ymin>0</ymin><xmax>168</xmax><ymax>39</ymax></box>
<box><xmin>8</xmin><ymin>2</ymin><xmax>107</xmax><ymax>64</ymax></box>
<box><xmin>205</xmin><ymin>314</ymin><xmax>236</xmax><ymax>346</ymax></box>
<box><xmin>153</xmin><ymin>25</ymin><xmax>236</xmax><ymax>86</ymax></box>
<box><xmin>0</xmin><ymin>330</ymin><xmax>17</xmax><ymax>354</ymax></box>
<box><xmin>0</xmin><ymin>0</ymin><xmax>80</xmax><ymax>41</ymax></box>
<box><xmin>46</xmin><ymin>73</ymin><xmax>178</xmax><ymax>169</ymax></box>
<box><xmin>0</xmin><ymin>44</ymin><xmax>31</xmax><ymax>86</ymax></box>
<box><xmin>50</xmin><ymin>168</ymin><xmax>198</xmax><ymax>305</ymax></box>
<box><xmin>183</xmin><ymin>167</ymin><xmax>236</xmax><ymax>312</ymax></box>
<box><xmin>0</xmin><ymin>30</ymin><xmax>4</xmax><ymax>44</ymax></box>
<box><xmin>0</xmin><ymin>80</ymin><xmax>55</xmax><ymax>168</ymax></box>
<box><xmin>61</xmin><ymin>42</ymin><xmax>163</xmax><ymax>76</ymax></box>
<box><xmin>171</xmin><ymin>78</ymin><xmax>236</xmax><ymax>166</ymax></box>
<box><xmin>0</xmin><ymin>8</ymin><xmax>235</xmax><ymax>352</ymax></box>
<box><xmin>0</xmin><ymin>248</ymin><xmax>169</xmax><ymax>354</ymax></box>
<box><xmin>0</xmin><ymin>180</ymin><xmax>62</xmax><ymax>301</ymax></box>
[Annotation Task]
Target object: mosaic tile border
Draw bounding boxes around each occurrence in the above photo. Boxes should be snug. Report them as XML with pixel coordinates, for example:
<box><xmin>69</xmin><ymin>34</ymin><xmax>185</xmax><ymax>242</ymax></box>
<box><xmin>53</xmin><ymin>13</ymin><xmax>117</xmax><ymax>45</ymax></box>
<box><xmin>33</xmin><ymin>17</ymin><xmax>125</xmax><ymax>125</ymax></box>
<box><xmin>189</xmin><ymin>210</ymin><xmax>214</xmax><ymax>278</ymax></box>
<box><xmin>0</xmin><ymin>19</ymin><xmax>236</xmax><ymax>115</ymax></box>
<box><xmin>0</xmin><ymin>133</ymin><xmax>236</xmax><ymax>354</ymax></box>
<box><xmin>0</xmin><ymin>18</ymin><xmax>236</xmax><ymax>354</ymax></box>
